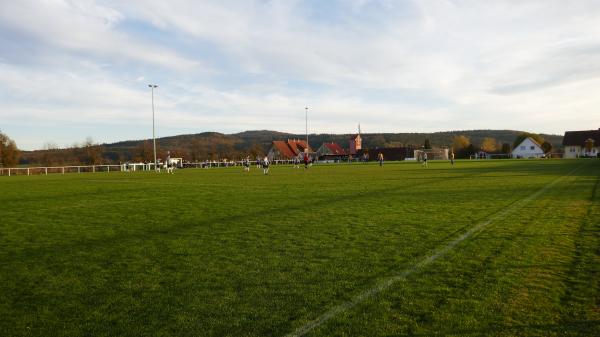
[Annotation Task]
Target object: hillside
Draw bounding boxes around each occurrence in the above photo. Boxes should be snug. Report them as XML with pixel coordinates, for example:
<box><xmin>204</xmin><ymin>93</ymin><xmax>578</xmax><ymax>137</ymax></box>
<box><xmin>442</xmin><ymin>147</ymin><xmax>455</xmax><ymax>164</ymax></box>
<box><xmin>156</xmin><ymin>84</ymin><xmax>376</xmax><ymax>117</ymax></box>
<box><xmin>19</xmin><ymin>129</ymin><xmax>563</xmax><ymax>165</ymax></box>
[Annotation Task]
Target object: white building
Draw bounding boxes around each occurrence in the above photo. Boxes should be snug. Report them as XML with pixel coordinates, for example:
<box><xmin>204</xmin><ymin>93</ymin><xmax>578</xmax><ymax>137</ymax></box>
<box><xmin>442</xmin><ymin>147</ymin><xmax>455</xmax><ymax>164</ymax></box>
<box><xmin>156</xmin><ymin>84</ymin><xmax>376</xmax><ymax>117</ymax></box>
<box><xmin>511</xmin><ymin>137</ymin><xmax>545</xmax><ymax>158</ymax></box>
<box><xmin>562</xmin><ymin>129</ymin><xmax>600</xmax><ymax>158</ymax></box>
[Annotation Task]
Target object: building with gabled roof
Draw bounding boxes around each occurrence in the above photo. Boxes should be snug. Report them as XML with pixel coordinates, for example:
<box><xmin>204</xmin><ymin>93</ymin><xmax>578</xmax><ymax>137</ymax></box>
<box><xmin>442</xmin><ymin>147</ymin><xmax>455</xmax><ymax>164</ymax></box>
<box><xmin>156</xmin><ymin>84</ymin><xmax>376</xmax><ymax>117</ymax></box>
<box><xmin>511</xmin><ymin>137</ymin><xmax>545</xmax><ymax>158</ymax></box>
<box><xmin>316</xmin><ymin>142</ymin><xmax>347</xmax><ymax>160</ymax></box>
<box><xmin>268</xmin><ymin>139</ymin><xmax>313</xmax><ymax>160</ymax></box>
<box><xmin>563</xmin><ymin>128</ymin><xmax>600</xmax><ymax>158</ymax></box>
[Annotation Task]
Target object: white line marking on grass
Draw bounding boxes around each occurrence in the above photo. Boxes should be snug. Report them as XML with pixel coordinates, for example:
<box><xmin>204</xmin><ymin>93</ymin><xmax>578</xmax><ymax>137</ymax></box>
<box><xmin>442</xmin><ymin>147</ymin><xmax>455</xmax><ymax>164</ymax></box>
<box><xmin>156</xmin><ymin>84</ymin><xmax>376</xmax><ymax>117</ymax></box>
<box><xmin>285</xmin><ymin>166</ymin><xmax>582</xmax><ymax>337</ymax></box>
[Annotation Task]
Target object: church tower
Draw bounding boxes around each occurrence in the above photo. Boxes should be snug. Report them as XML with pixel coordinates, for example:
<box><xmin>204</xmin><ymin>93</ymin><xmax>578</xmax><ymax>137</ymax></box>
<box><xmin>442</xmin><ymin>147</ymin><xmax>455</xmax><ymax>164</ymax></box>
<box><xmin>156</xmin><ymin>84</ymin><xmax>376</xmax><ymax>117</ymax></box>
<box><xmin>349</xmin><ymin>123</ymin><xmax>362</xmax><ymax>155</ymax></box>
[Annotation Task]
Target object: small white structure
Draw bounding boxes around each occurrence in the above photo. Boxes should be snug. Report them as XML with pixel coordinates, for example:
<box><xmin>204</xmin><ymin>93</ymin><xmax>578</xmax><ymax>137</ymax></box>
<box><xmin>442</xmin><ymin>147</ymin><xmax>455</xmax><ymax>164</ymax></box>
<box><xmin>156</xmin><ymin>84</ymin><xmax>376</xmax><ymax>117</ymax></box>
<box><xmin>167</xmin><ymin>157</ymin><xmax>183</xmax><ymax>167</ymax></box>
<box><xmin>511</xmin><ymin>137</ymin><xmax>545</xmax><ymax>158</ymax></box>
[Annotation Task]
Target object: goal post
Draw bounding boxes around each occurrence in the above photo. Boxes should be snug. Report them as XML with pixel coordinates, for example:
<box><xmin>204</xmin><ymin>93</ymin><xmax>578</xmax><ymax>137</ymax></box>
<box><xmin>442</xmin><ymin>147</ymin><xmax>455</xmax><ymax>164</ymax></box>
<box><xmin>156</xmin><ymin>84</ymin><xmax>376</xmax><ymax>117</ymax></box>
<box><xmin>414</xmin><ymin>149</ymin><xmax>449</xmax><ymax>161</ymax></box>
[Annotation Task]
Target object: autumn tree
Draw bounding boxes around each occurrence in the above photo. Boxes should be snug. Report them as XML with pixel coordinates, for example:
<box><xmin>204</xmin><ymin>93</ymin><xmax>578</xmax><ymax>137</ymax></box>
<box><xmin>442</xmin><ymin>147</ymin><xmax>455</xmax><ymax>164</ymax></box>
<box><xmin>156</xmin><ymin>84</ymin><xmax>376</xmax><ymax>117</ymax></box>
<box><xmin>168</xmin><ymin>148</ymin><xmax>189</xmax><ymax>160</ymax></box>
<box><xmin>42</xmin><ymin>142</ymin><xmax>59</xmax><ymax>166</ymax></box>
<box><xmin>513</xmin><ymin>132</ymin><xmax>544</xmax><ymax>149</ymax></box>
<box><xmin>134</xmin><ymin>140</ymin><xmax>154</xmax><ymax>162</ymax></box>
<box><xmin>248</xmin><ymin>143</ymin><xmax>264</xmax><ymax>158</ymax></box>
<box><xmin>0</xmin><ymin>131</ymin><xmax>20</xmax><ymax>167</ymax></box>
<box><xmin>451</xmin><ymin>135</ymin><xmax>473</xmax><ymax>159</ymax></box>
<box><xmin>452</xmin><ymin>135</ymin><xmax>470</xmax><ymax>151</ymax></box>
<box><xmin>189</xmin><ymin>138</ymin><xmax>207</xmax><ymax>161</ymax></box>
<box><xmin>81</xmin><ymin>137</ymin><xmax>104</xmax><ymax>165</ymax></box>
<box><xmin>481</xmin><ymin>137</ymin><xmax>498</xmax><ymax>153</ymax></box>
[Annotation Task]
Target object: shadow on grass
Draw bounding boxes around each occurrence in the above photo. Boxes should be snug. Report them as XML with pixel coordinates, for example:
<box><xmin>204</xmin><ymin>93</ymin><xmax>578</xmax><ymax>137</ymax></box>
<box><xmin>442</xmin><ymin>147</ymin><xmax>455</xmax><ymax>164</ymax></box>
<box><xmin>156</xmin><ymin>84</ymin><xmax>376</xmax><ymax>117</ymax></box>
<box><xmin>2</xmin><ymin>161</ymin><xmax>597</xmax><ymax>264</ymax></box>
<box><xmin>410</xmin><ymin>320</ymin><xmax>600</xmax><ymax>336</ymax></box>
<box><xmin>0</xmin><ymin>167</ymin><xmax>505</xmax><ymax>257</ymax></box>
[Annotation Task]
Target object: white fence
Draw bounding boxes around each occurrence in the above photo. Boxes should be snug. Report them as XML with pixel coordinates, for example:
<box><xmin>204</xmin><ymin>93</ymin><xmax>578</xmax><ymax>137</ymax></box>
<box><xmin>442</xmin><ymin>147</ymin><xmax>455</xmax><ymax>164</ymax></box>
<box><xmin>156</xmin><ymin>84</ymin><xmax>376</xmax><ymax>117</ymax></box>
<box><xmin>0</xmin><ymin>160</ymin><xmax>299</xmax><ymax>176</ymax></box>
<box><xmin>0</xmin><ymin>165</ymin><xmax>127</xmax><ymax>176</ymax></box>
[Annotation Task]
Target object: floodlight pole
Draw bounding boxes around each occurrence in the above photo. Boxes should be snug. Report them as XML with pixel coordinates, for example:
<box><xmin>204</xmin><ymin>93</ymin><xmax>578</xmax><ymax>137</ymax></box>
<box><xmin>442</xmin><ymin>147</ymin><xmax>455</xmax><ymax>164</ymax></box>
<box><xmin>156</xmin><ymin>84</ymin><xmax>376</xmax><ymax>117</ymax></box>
<box><xmin>305</xmin><ymin>106</ymin><xmax>308</xmax><ymax>152</ymax></box>
<box><xmin>149</xmin><ymin>84</ymin><xmax>158</xmax><ymax>171</ymax></box>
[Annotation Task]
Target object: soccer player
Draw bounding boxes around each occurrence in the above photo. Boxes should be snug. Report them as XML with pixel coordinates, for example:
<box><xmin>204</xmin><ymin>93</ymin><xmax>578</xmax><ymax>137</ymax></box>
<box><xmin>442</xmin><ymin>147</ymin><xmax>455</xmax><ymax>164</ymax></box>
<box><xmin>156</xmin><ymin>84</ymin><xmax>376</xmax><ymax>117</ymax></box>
<box><xmin>262</xmin><ymin>156</ymin><xmax>270</xmax><ymax>175</ymax></box>
<box><xmin>244</xmin><ymin>156</ymin><xmax>250</xmax><ymax>172</ymax></box>
<box><xmin>303</xmin><ymin>153</ymin><xmax>309</xmax><ymax>169</ymax></box>
<box><xmin>422</xmin><ymin>152</ymin><xmax>428</xmax><ymax>167</ymax></box>
<box><xmin>450</xmin><ymin>152</ymin><xmax>455</xmax><ymax>166</ymax></box>
<box><xmin>378</xmin><ymin>152</ymin><xmax>384</xmax><ymax>166</ymax></box>
<box><xmin>166</xmin><ymin>152</ymin><xmax>174</xmax><ymax>174</ymax></box>
<box><xmin>294</xmin><ymin>156</ymin><xmax>300</xmax><ymax>168</ymax></box>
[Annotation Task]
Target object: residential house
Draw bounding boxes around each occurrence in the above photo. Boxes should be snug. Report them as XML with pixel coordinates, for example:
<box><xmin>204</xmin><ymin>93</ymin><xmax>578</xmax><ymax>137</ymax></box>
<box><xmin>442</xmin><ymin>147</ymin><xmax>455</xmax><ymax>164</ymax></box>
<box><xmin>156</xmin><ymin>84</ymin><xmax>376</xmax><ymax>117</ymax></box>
<box><xmin>268</xmin><ymin>139</ymin><xmax>313</xmax><ymax>160</ymax></box>
<box><xmin>562</xmin><ymin>128</ymin><xmax>600</xmax><ymax>158</ymax></box>
<box><xmin>316</xmin><ymin>142</ymin><xmax>347</xmax><ymax>161</ymax></box>
<box><xmin>511</xmin><ymin>137</ymin><xmax>545</xmax><ymax>158</ymax></box>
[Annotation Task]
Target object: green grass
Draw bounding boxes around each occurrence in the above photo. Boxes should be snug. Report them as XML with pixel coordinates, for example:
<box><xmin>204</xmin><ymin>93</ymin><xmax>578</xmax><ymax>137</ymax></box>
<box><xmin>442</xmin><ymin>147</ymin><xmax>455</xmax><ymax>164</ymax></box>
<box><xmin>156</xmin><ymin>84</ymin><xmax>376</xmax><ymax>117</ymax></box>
<box><xmin>1</xmin><ymin>159</ymin><xmax>599</xmax><ymax>336</ymax></box>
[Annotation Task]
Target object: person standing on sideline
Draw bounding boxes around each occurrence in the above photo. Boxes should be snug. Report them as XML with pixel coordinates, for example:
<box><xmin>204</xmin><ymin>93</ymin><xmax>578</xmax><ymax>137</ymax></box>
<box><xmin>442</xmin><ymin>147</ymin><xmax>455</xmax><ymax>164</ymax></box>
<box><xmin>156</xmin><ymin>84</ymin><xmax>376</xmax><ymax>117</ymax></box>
<box><xmin>378</xmin><ymin>152</ymin><xmax>384</xmax><ymax>166</ymax></box>
<box><xmin>422</xmin><ymin>152</ymin><xmax>428</xmax><ymax>167</ymax></box>
<box><xmin>262</xmin><ymin>156</ymin><xmax>270</xmax><ymax>175</ymax></box>
<box><xmin>450</xmin><ymin>152</ymin><xmax>455</xmax><ymax>166</ymax></box>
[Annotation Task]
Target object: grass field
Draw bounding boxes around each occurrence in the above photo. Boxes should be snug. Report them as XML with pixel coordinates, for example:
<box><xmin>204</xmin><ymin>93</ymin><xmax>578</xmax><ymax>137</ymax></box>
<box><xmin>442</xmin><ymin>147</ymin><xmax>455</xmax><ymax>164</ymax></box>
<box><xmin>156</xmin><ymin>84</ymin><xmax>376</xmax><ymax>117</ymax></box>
<box><xmin>1</xmin><ymin>159</ymin><xmax>599</xmax><ymax>336</ymax></box>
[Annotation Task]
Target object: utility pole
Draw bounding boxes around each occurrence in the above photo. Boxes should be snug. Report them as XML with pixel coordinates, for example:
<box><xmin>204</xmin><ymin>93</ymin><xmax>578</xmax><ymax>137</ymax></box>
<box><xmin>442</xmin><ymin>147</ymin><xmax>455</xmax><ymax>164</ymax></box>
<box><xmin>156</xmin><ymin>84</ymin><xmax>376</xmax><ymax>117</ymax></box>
<box><xmin>148</xmin><ymin>84</ymin><xmax>158</xmax><ymax>171</ymax></box>
<box><xmin>305</xmin><ymin>106</ymin><xmax>308</xmax><ymax>153</ymax></box>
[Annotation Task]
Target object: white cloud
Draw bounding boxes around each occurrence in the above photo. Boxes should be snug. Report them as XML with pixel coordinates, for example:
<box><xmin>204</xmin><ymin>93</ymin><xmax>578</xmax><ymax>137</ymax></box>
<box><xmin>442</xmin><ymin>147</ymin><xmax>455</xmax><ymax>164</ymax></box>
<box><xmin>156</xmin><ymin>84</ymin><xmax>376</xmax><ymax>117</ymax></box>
<box><xmin>1</xmin><ymin>0</ymin><xmax>600</xmax><ymax>149</ymax></box>
<box><xmin>0</xmin><ymin>0</ymin><xmax>199</xmax><ymax>70</ymax></box>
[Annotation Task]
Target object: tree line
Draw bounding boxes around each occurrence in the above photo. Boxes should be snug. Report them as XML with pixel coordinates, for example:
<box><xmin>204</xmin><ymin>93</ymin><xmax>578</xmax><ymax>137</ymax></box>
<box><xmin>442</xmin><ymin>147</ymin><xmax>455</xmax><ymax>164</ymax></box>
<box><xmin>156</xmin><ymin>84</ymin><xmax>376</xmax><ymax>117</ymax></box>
<box><xmin>442</xmin><ymin>132</ymin><xmax>554</xmax><ymax>158</ymax></box>
<box><xmin>10</xmin><ymin>129</ymin><xmax>563</xmax><ymax>167</ymax></box>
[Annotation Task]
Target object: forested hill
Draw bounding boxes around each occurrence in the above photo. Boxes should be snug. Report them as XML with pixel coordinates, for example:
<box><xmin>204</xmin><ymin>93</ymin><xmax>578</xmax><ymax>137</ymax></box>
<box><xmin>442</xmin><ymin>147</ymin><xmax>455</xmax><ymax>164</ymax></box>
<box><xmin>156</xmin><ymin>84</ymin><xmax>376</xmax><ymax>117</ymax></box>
<box><xmin>105</xmin><ymin>129</ymin><xmax>562</xmax><ymax>151</ymax></box>
<box><xmin>20</xmin><ymin>129</ymin><xmax>563</xmax><ymax>165</ymax></box>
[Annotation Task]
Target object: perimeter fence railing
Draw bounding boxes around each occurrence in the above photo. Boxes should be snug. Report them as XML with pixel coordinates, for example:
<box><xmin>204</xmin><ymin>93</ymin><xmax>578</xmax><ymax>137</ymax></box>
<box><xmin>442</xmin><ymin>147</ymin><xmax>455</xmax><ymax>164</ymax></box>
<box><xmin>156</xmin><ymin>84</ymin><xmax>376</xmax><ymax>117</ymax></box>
<box><xmin>0</xmin><ymin>160</ymin><xmax>299</xmax><ymax>176</ymax></box>
<box><xmin>0</xmin><ymin>164</ymin><xmax>127</xmax><ymax>176</ymax></box>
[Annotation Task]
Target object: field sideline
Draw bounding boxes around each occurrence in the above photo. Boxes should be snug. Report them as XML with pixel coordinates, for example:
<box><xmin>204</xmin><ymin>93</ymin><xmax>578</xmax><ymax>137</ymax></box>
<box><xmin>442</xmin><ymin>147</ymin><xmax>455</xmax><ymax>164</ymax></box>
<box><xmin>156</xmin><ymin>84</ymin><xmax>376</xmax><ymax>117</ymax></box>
<box><xmin>1</xmin><ymin>159</ymin><xmax>599</xmax><ymax>336</ymax></box>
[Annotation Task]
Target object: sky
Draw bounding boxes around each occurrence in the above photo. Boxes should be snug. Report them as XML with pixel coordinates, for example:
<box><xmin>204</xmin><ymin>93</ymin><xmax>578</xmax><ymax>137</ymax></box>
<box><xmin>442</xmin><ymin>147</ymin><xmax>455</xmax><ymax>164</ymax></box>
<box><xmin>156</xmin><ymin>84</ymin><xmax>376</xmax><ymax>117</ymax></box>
<box><xmin>1</xmin><ymin>1</ymin><xmax>600</xmax><ymax>150</ymax></box>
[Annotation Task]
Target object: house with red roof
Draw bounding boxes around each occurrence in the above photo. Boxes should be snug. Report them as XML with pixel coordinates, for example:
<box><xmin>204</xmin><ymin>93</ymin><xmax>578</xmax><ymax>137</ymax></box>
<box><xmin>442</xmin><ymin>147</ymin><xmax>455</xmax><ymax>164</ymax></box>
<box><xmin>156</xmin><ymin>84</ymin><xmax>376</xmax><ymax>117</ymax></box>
<box><xmin>316</xmin><ymin>142</ymin><xmax>347</xmax><ymax>161</ymax></box>
<box><xmin>268</xmin><ymin>139</ymin><xmax>313</xmax><ymax>160</ymax></box>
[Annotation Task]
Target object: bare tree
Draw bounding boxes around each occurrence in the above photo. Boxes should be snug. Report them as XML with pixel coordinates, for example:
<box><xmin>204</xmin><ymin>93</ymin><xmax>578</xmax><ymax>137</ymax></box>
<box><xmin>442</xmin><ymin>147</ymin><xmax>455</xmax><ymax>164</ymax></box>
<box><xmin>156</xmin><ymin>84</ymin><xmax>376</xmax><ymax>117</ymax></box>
<box><xmin>134</xmin><ymin>140</ymin><xmax>154</xmax><ymax>162</ymax></box>
<box><xmin>82</xmin><ymin>137</ymin><xmax>104</xmax><ymax>165</ymax></box>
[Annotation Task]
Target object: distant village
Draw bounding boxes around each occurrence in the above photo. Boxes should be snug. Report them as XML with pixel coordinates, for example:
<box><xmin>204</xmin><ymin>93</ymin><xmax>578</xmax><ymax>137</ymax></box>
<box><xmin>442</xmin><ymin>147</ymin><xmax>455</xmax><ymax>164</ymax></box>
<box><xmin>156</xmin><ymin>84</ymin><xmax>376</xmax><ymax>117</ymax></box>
<box><xmin>267</xmin><ymin>127</ymin><xmax>600</xmax><ymax>162</ymax></box>
<box><xmin>268</xmin><ymin>131</ymin><xmax>417</xmax><ymax>162</ymax></box>
<box><xmin>1</xmin><ymin>127</ymin><xmax>599</xmax><ymax>172</ymax></box>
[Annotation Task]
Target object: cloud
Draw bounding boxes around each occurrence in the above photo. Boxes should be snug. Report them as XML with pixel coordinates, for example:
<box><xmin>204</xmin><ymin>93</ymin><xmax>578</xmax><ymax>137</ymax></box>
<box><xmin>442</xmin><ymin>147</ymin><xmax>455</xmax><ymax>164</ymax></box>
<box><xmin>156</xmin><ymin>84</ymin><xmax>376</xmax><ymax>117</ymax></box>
<box><xmin>0</xmin><ymin>0</ymin><xmax>199</xmax><ymax>70</ymax></box>
<box><xmin>1</xmin><ymin>0</ymin><xmax>600</xmax><ymax>149</ymax></box>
